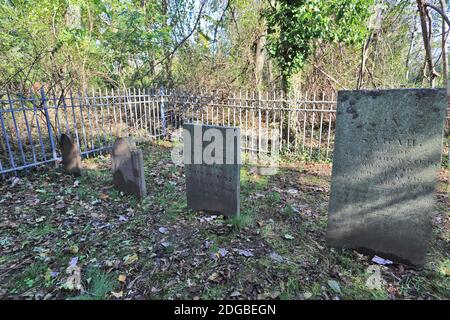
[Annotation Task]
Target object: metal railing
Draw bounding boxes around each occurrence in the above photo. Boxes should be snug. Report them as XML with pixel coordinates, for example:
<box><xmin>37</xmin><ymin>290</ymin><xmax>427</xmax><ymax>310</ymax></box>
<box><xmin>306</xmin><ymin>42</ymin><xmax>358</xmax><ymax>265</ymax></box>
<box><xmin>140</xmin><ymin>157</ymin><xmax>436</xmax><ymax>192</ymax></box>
<box><xmin>0</xmin><ymin>87</ymin><xmax>448</xmax><ymax>177</ymax></box>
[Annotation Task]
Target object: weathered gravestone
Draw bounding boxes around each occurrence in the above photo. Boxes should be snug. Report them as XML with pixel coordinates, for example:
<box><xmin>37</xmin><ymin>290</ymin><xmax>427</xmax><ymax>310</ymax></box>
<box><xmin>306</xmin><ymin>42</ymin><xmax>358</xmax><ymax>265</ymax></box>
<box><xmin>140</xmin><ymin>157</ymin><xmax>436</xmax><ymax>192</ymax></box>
<box><xmin>59</xmin><ymin>134</ymin><xmax>82</xmax><ymax>176</ymax></box>
<box><xmin>327</xmin><ymin>88</ymin><xmax>447</xmax><ymax>266</ymax></box>
<box><xmin>183</xmin><ymin>123</ymin><xmax>240</xmax><ymax>217</ymax></box>
<box><xmin>111</xmin><ymin>137</ymin><xmax>146</xmax><ymax>199</ymax></box>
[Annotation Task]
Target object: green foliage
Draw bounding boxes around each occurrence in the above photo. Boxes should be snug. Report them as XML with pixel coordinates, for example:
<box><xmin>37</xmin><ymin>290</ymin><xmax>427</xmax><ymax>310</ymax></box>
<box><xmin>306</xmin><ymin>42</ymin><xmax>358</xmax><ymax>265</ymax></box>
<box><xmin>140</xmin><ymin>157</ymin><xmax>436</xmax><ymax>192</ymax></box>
<box><xmin>282</xmin><ymin>204</ymin><xmax>296</xmax><ymax>218</ymax></box>
<box><xmin>265</xmin><ymin>0</ymin><xmax>374</xmax><ymax>89</ymax></box>
<box><xmin>0</xmin><ymin>0</ymin><xmax>169</xmax><ymax>91</ymax></box>
<box><xmin>73</xmin><ymin>268</ymin><xmax>114</xmax><ymax>300</ymax></box>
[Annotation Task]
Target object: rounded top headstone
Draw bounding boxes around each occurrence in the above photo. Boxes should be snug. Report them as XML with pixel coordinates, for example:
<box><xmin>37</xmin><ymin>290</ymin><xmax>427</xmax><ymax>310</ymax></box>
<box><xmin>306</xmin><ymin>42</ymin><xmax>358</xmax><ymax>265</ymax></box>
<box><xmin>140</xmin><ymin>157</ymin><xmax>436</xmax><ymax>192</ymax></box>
<box><xmin>112</xmin><ymin>137</ymin><xmax>137</xmax><ymax>157</ymax></box>
<box><xmin>60</xmin><ymin>134</ymin><xmax>75</xmax><ymax>154</ymax></box>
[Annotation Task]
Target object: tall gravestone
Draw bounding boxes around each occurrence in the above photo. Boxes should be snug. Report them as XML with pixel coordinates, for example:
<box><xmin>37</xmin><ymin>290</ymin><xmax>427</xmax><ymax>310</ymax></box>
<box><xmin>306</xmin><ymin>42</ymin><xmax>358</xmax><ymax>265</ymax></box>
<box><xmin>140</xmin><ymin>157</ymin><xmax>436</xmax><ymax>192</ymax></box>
<box><xmin>327</xmin><ymin>88</ymin><xmax>447</xmax><ymax>266</ymax></box>
<box><xmin>111</xmin><ymin>137</ymin><xmax>146</xmax><ymax>199</ymax></box>
<box><xmin>59</xmin><ymin>134</ymin><xmax>82</xmax><ymax>176</ymax></box>
<box><xmin>183</xmin><ymin>123</ymin><xmax>240</xmax><ymax>217</ymax></box>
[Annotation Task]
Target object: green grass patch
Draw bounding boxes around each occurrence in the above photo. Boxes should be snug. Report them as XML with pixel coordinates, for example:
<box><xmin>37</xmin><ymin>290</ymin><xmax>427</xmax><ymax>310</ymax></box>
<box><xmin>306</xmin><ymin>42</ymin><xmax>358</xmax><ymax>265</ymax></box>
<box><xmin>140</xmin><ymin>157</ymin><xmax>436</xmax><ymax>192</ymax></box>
<box><xmin>72</xmin><ymin>268</ymin><xmax>115</xmax><ymax>300</ymax></box>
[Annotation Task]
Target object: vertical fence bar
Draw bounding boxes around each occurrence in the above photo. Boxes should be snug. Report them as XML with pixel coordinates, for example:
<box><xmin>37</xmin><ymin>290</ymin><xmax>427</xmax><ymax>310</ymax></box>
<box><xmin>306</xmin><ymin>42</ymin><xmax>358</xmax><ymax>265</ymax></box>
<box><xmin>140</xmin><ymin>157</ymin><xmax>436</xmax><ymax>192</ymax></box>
<box><xmin>151</xmin><ymin>88</ymin><xmax>157</xmax><ymax>139</ymax></box>
<box><xmin>19</xmin><ymin>96</ymin><xmax>37</xmax><ymax>164</ymax></box>
<box><xmin>7</xmin><ymin>93</ymin><xmax>27</xmax><ymax>166</ymax></box>
<box><xmin>111</xmin><ymin>88</ymin><xmax>118</xmax><ymax>137</ymax></box>
<box><xmin>98</xmin><ymin>88</ymin><xmax>107</xmax><ymax>147</ymax></box>
<box><xmin>138</xmin><ymin>88</ymin><xmax>143</xmax><ymax>134</ymax></box>
<box><xmin>160</xmin><ymin>87</ymin><xmax>166</xmax><ymax>138</ymax></box>
<box><xmin>155</xmin><ymin>88</ymin><xmax>161</xmax><ymax>138</ymax></box>
<box><xmin>245</xmin><ymin>91</ymin><xmax>248</xmax><ymax>152</ymax></box>
<box><xmin>279</xmin><ymin>91</ymin><xmax>284</xmax><ymax>152</ymax></box>
<box><xmin>77</xmin><ymin>91</ymin><xmax>89</xmax><ymax>154</ymax></box>
<box><xmin>51</xmin><ymin>89</ymin><xmax>62</xmax><ymax>139</ymax></box>
<box><xmin>287</xmin><ymin>91</ymin><xmax>291</xmax><ymax>151</ymax></box>
<box><xmin>0</xmin><ymin>99</ymin><xmax>16</xmax><ymax>173</ymax></box>
<box><xmin>92</xmin><ymin>90</ymin><xmax>102</xmax><ymax>149</ymax></box>
<box><xmin>251</xmin><ymin>92</ymin><xmax>255</xmax><ymax>154</ymax></box>
<box><xmin>69</xmin><ymin>90</ymin><xmax>81</xmax><ymax>153</ymax></box>
<box><xmin>104</xmin><ymin>88</ymin><xmax>112</xmax><ymax>145</ymax></box>
<box><xmin>147</xmin><ymin>88</ymin><xmax>153</xmax><ymax>138</ymax></box>
<box><xmin>258</xmin><ymin>91</ymin><xmax>262</xmax><ymax>155</ymax></box>
<box><xmin>117</xmin><ymin>88</ymin><xmax>123</xmax><ymax>137</ymax></box>
<box><xmin>143</xmin><ymin>88</ymin><xmax>149</xmax><ymax>136</ymax></box>
<box><xmin>239</xmin><ymin>90</ymin><xmax>242</xmax><ymax>131</ymax></box>
<box><xmin>227</xmin><ymin>93</ymin><xmax>231</xmax><ymax>126</ymax></box>
<box><xmin>326</xmin><ymin>92</ymin><xmax>334</xmax><ymax>159</ymax></box>
<box><xmin>133</xmin><ymin>88</ymin><xmax>139</xmax><ymax>134</ymax></box>
<box><xmin>30</xmin><ymin>90</ymin><xmax>47</xmax><ymax>161</ymax></box>
<box><xmin>309</xmin><ymin>93</ymin><xmax>316</xmax><ymax>157</ymax></box>
<box><xmin>73</xmin><ymin>93</ymin><xmax>88</xmax><ymax>152</ymax></box>
<box><xmin>302</xmin><ymin>91</ymin><xmax>308</xmax><ymax>152</ymax></box>
<box><xmin>62</xmin><ymin>92</ymin><xmax>70</xmax><ymax>135</ymax></box>
<box><xmin>41</xmin><ymin>88</ymin><xmax>57</xmax><ymax>162</ymax></box>
<box><xmin>233</xmin><ymin>91</ymin><xmax>236</xmax><ymax>126</ymax></box>
<box><xmin>318</xmin><ymin>92</ymin><xmax>325</xmax><ymax>155</ymax></box>
<box><xmin>265</xmin><ymin>91</ymin><xmax>269</xmax><ymax>153</ymax></box>
<box><xmin>123</xmin><ymin>88</ymin><xmax>128</xmax><ymax>136</ymax></box>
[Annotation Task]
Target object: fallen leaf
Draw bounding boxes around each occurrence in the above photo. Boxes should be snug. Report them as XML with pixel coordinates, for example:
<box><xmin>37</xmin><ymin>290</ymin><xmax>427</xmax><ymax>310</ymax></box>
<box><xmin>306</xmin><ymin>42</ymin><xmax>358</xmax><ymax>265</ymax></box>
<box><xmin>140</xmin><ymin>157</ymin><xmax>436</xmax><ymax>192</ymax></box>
<box><xmin>303</xmin><ymin>292</ymin><xmax>313</xmax><ymax>299</ymax></box>
<box><xmin>208</xmin><ymin>272</ymin><xmax>220</xmax><ymax>282</ymax></box>
<box><xmin>238</xmin><ymin>249</ymin><xmax>254</xmax><ymax>257</ymax></box>
<box><xmin>269</xmin><ymin>252</ymin><xmax>285</xmax><ymax>263</ymax></box>
<box><xmin>365</xmin><ymin>265</ymin><xmax>385</xmax><ymax>290</ymax></box>
<box><xmin>158</xmin><ymin>227</ymin><xmax>168</xmax><ymax>234</ymax></box>
<box><xmin>230</xmin><ymin>291</ymin><xmax>241</xmax><ymax>297</ymax></box>
<box><xmin>118</xmin><ymin>274</ymin><xmax>127</xmax><ymax>283</ymax></box>
<box><xmin>327</xmin><ymin>280</ymin><xmax>341</xmax><ymax>294</ymax></box>
<box><xmin>284</xmin><ymin>234</ymin><xmax>294</xmax><ymax>240</ymax></box>
<box><xmin>151</xmin><ymin>287</ymin><xmax>161</xmax><ymax>293</ymax></box>
<box><xmin>111</xmin><ymin>291</ymin><xmax>123</xmax><ymax>298</ymax></box>
<box><xmin>63</xmin><ymin>265</ymin><xmax>82</xmax><ymax>291</ymax></box>
<box><xmin>161</xmin><ymin>240</ymin><xmax>172</xmax><ymax>248</ymax></box>
<box><xmin>99</xmin><ymin>193</ymin><xmax>109</xmax><ymax>200</ymax></box>
<box><xmin>11</xmin><ymin>177</ymin><xmax>20</xmax><ymax>187</ymax></box>
<box><xmin>371</xmin><ymin>255</ymin><xmax>393</xmax><ymax>265</ymax></box>
<box><xmin>69</xmin><ymin>257</ymin><xmax>78</xmax><ymax>267</ymax></box>
<box><xmin>69</xmin><ymin>245</ymin><xmax>79</xmax><ymax>254</ymax></box>
<box><xmin>123</xmin><ymin>253</ymin><xmax>138</xmax><ymax>265</ymax></box>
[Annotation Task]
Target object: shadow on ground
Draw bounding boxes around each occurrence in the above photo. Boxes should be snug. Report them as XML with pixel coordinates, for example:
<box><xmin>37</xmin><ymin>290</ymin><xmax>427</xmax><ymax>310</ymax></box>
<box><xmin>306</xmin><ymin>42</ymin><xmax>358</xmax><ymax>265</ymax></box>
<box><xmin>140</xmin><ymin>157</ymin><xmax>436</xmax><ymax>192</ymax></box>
<box><xmin>0</xmin><ymin>142</ymin><xmax>448</xmax><ymax>300</ymax></box>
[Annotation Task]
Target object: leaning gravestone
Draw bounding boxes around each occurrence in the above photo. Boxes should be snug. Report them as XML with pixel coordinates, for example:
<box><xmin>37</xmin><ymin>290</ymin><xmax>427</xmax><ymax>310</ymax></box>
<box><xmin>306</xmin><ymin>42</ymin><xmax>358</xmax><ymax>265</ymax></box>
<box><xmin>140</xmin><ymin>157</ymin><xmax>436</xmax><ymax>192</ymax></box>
<box><xmin>183</xmin><ymin>123</ymin><xmax>240</xmax><ymax>217</ymax></box>
<box><xmin>327</xmin><ymin>88</ymin><xmax>447</xmax><ymax>266</ymax></box>
<box><xmin>111</xmin><ymin>137</ymin><xmax>146</xmax><ymax>199</ymax></box>
<box><xmin>59</xmin><ymin>134</ymin><xmax>82</xmax><ymax>176</ymax></box>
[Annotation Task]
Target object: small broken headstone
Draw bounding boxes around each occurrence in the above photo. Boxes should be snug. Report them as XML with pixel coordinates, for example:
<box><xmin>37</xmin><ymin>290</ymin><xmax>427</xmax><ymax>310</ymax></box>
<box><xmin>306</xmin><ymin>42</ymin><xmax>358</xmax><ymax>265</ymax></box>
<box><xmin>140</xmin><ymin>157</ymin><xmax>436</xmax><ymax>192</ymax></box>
<box><xmin>111</xmin><ymin>137</ymin><xmax>146</xmax><ymax>199</ymax></box>
<box><xmin>59</xmin><ymin>134</ymin><xmax>82</xmax><ymax>176</ymax></box>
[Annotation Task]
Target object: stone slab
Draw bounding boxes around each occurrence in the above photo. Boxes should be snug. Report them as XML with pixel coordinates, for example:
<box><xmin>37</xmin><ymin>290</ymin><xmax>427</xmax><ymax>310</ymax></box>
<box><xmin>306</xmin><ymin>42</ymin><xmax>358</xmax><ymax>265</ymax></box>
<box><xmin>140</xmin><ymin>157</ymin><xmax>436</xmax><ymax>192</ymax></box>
<box><xmin>327</xmin><ymin>88</ymin><xmax>447</xmax><ymax>266</ymax></box>
<box><xmin>111</xmin><ymin>137</ymin><xmax>146</xmax><ymax>199</ymax></box>
<box><xmin>183</xmin><ymin>123</ymin><xmax>240</xmax><ymax>216</ymax></box>
<box><xmin>59</xmin><ymin>134</ymin><xmax>82</xmax><ymax>176</ymax></box>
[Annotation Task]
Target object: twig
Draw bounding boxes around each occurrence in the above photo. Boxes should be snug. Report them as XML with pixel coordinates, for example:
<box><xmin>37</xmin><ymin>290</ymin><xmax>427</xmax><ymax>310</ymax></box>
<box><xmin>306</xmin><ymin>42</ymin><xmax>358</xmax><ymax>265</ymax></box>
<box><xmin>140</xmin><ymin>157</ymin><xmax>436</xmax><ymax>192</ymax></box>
<box><xmin>313</xmin><ymin>64</ymin><xmax>348</xmax><ymax>90</ymax></box>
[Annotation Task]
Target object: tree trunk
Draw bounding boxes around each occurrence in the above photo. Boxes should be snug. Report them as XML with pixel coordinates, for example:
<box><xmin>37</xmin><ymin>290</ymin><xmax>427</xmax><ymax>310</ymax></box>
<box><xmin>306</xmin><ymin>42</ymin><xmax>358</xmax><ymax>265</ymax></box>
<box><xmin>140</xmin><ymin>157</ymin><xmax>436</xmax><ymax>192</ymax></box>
<box><xmin>405</xmin><ymin>14</ymin><xmax>418</xmax><ymax>81</ymax></box>
<box><xmin>254</xmin><ymin>33</ymin><xmax>266</xmax><ymax>90</ymax></box>
<box><xmin>357</xmin><ymin>33</ymin><xmax>373</xmax><ymax>89</ymax></box>
<box><xmin>254</xmin><ymin>0</ymin><xmax>267</xmax><ymax>90</ymax></box>
<box><xmin>440</xmin><ymin>0</ymin><xmax>448</xmax><ymax>91</ymax></box>
<box><xmin>416</xmin><ymin>0</ymin><xmax>438</xmax><ymax>87</ymax></box>
<box><xmin>161</xmin><ymin>0</ymin><xmax>173</xmax><ymax>87</ymax></box>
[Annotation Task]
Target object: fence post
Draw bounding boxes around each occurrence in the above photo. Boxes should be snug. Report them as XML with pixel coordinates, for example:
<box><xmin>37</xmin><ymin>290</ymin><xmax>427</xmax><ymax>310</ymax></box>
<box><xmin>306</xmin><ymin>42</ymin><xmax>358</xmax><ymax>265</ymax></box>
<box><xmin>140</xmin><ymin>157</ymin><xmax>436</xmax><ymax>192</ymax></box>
<box><xmin>41</xmin><ymin>88</ymin><xmax>57</xmax><ymax>162</ymax></box>
<box><xmin>0</xmin><ymin>99</ymin><xmax>16</xmax><ymax>173</ymax></box>
<box><xmin>160</xmin><ymin>87</ymin><xmax>167</xmax><ymax>137</ymax></box>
